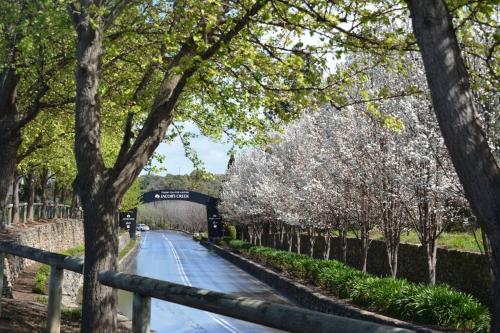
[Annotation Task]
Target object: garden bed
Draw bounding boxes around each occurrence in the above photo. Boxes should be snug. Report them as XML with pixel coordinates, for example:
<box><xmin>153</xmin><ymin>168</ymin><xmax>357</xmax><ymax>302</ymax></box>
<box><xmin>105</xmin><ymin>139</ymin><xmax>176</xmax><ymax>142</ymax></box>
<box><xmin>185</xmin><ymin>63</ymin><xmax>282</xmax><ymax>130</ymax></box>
<box><xmin>217</xmin><ymin>239</ymin><xmax>489</xmax><ymax>333</ymax></box>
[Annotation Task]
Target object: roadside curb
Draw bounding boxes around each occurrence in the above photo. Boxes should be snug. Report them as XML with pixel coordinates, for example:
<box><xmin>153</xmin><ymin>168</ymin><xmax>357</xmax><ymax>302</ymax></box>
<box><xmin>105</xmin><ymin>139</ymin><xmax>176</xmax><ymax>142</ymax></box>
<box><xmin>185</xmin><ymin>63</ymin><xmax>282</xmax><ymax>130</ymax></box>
<box><xmin>118</xmin><ymin>239</ymin><xmax>139</xmax><ymax>271</ymax></box>
<box><xmin>200</xmin><ymin>241</ymin><xmax>442</xmax><ymax>333</ymax></box>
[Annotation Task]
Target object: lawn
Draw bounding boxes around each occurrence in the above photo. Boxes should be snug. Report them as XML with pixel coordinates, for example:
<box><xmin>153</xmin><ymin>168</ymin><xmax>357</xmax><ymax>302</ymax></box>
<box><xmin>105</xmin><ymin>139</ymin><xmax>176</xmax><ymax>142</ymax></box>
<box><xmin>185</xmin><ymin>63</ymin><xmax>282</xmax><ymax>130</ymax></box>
<box><xmin>343</xmin><ymin>229</ymin><xmax>484</xmax><ymax>253</ymax></box>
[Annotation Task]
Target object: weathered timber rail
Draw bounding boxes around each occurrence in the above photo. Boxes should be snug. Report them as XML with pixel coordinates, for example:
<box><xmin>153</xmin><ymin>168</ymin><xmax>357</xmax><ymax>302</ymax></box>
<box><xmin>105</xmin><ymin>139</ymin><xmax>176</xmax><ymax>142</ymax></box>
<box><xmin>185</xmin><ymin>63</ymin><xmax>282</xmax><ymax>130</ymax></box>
<box><xmin>0</xmin><ymin>240</ymin><xmax>415</xmax><ymax>333</ymax></box>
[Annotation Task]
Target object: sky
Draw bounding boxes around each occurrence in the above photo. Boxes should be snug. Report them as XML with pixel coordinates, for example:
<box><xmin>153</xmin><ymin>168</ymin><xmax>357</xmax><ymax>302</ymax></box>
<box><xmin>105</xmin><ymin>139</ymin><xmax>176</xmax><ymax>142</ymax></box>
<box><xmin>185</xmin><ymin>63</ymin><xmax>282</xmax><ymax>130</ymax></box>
<box><xmin>148</xmin><ymin>122</ymin><xmax>232</xmax><ymax>176</ymax></box>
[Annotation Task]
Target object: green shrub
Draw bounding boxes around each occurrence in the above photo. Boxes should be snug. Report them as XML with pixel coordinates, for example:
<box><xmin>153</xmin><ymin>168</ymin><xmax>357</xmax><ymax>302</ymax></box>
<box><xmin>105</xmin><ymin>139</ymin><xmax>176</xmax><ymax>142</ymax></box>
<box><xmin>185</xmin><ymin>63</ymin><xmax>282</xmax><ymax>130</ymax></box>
<box><xmin>193</xmin><ymin>233</ymin><xmax>208</xmax><ymax>241</ymax></box>
<box><xmin>406</xmin><ymin>285</ymin><xmax>490</xmax><ymax>331</ymax></box>
<box><xmin>220</xmin><ymin>236</ymin><xmax>232</xmax><ymax>244</ymax></box>
<box><xmin>317</xmin><ymin>265</ymin><xmax>366</xmax><ymax>298</ymax></box>
<box><xmin>62</xmin><ymin>307</ymin><xmax>82</xmax><ymax>321</ymax></box>
<box><xmin>33</xmin><ymin>264</ymin><xmax>50</xmax><ymax>294</ymax></box>
<box><xmin>224</xmin><ymin>239</ymin><xmax>490</xmax><ymax>332</ymax></box>
<box><xmin>225</xmin><ymin>225</ymin><xmax>237</xmax><ymax>240</ymax></box>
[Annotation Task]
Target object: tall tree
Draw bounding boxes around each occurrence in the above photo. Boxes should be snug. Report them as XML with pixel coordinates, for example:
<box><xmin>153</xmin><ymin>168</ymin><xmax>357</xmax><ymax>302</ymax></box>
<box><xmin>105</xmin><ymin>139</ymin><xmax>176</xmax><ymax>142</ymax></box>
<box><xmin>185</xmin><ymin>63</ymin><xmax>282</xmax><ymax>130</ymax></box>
<box><xmin>0</xmin><ymin>0</ymin><xmax>74</xmax><ymax>223</ymax></box>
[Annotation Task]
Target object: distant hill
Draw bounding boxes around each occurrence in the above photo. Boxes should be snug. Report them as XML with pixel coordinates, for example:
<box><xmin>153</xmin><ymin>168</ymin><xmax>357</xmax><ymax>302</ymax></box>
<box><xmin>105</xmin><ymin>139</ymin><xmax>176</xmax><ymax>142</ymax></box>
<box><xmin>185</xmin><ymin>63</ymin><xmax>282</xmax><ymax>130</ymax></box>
<box><xmin>139</xmin><ymin>171</ymin><xmax>223</xmax><ymax>198</ymax></box>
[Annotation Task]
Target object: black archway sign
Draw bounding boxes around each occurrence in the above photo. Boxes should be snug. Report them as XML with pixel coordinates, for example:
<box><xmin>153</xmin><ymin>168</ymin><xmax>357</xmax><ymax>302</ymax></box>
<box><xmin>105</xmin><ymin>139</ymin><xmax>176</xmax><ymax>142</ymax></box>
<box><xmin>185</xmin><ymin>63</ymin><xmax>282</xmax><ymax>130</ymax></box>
<box><xmin>140</xmin><ymin>189</ymin><xmax>223</xmax><ymax>239</ymax></box>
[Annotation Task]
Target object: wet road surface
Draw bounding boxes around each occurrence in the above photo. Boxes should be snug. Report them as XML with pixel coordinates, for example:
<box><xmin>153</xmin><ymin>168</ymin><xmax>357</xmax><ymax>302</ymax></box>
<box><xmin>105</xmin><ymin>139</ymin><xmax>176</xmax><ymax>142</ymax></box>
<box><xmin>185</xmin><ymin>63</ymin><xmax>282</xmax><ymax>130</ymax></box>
<box><xmin>118</xmin><ymin>230</ymin><xmax>291</xmax><ymax>333</ymax></box>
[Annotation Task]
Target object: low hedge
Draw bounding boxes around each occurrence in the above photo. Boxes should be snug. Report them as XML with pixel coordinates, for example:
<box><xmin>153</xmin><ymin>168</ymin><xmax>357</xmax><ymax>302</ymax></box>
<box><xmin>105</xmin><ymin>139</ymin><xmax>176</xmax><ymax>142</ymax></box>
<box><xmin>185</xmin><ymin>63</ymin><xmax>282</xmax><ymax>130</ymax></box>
<box><xmin>223</xmin><ymin>239</ymin><xmax>490</xmax><ymax>333</ymax></box>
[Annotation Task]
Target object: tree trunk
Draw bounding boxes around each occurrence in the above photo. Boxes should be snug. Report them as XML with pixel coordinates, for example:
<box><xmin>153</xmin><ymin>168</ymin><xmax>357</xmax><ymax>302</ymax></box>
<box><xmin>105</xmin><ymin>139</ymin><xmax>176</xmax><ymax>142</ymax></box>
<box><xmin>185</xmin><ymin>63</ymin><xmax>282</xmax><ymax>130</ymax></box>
<box><xmin>279</xmin><ymin>223</ymin><xmax>285</xmax><ymax>249</ymax></box>
<box><xmin>39</xmin><ymin>171</ymin><xmax>48</xmax><ymax>220</ymax></box>
<box><xmin>424</xmin><ymin>239</ymin><xmax>438</xmax><ymax>285</ymax></box>
<box><xmin>0</xmin><ymin>65</ymin><xmax>21</xmax><ymax>227</ymax></box>
<box><xmin>287</xmin><ymin>228</ymin><xmax>293</xmax><ymax>252</ymax></box>
<box><xmin>0</xmin><ymin>129</ymin><xmax>21</xmax><ymax>226</ymax></box>
<box><xmin>323</xmin><ymin>230</ymin><xmax>331</xmax><ymax>260</ymax></box>
<box><xmin>80</xmin><ymin>193</ymin><xmax>119</xmax><ymax>333</ymax></box>
<box><xmin>361</xmin><ymin>237</ymin><xmax>370</xmax><ymax>273</ymax></box>
<box><xmin>308</xmin><ymin>228</ymin><xmax>316</xmax><ymax>258</ymax></box>
<box><xmin>272</xmin><ymin>223</ymin><xmax>277</xmax><ymax>248</ymax></box>
<box><xmin>73</xmin><ymin>8</ymin><xmax>120</xmax><ymax>332</ymax></box>
<box><xmin>11</xmin><ymin>175</ymin><xmax>21</xmax><ymax>224</ymax></box>
<box><xmin>360</xmin><ymin>226</ymin><xmax>371</xmax><ymax>272</ymax></box>
<box><xmin>255</xmin><ymin>224</ymin><xmax>263</xmax><ymax>246</ymax></box>
<box><xmin>386</xmin><ymin>243</ymin><xmax>399</xmax><ymax>278</ymax></box>
<box><xmin>296</xmin><ymin>228</ymin><xmax>301</xmax><ymax>254</ymax></box>
<box><xmin>27</xmin><ymin>172</ymin><xmax>35</xmax><ymax>221</ymax></box>
<box><xmin>340</xmin><ymin>227</ymin><xmax>347</xmax><ymax>263</ymax></box>
<box><xmin>248</xmin><ymin>225</ymin><xmax>255</xmax><ymax>244</ymax></box>
<box><xmin>52</xmin><ymin>180</ymin><xmax>58</xmax><ymax>219</ymax></box>
<box><xmin>70</xmin><ymin>191</ymin><xmax>80</xmax><ymax>219</ymax></box>
<box><xmin>408</xmin><ymin>0</ymin><xmax>500</xmax><ymax>328</ymax></box>
<box><xmin>60</xmin><ymin>188</ymin><xmax>67</xmax><ymax>218</ymax></box>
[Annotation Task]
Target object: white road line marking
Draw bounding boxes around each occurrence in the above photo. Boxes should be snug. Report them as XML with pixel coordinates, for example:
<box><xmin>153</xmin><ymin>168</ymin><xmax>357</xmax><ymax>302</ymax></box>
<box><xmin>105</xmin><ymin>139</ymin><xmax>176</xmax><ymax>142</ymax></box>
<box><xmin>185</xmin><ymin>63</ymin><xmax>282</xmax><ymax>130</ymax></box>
<box><xmin>209</xmin><ymin>315</ymin><xmax>240</xmax><ymax>333</ymax></box>
<box><xmin>161</xmin><ymin>233</ymin><xmax>242</xmax><ymax>333</ymax></box>
<box><xmin>162</xmin><ymin>234</ymin><xmax>190</xmax><ymax>286</ymax></box>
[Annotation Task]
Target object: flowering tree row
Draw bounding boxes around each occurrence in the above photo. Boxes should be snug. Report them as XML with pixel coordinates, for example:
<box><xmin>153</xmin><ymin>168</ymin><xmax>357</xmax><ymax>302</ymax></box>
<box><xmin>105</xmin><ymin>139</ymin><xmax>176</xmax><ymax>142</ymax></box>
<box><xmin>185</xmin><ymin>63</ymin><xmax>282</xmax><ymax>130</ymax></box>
<box><xmin>220</xmin><ymin>55</ymin><xmax>468</xmax><ymax>284</ymax></box>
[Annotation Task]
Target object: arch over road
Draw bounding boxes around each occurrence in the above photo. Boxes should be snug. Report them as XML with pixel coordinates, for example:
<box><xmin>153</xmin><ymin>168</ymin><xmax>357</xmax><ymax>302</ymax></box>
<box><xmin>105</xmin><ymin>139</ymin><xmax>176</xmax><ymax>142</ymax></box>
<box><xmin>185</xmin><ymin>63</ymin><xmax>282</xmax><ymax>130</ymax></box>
<box><xmin>140</xmin><ymin>189</ymin><xmax>223</xmax><ymax>239</ymax></box>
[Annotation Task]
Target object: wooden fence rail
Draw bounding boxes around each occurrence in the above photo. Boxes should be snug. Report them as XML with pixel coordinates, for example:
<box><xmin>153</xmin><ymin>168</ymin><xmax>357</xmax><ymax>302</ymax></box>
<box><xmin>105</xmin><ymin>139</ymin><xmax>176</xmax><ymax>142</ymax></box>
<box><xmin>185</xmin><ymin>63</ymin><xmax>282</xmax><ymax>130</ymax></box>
<box><xmin>0</xmin><ymin>241</ymin><xmax>414</xmax><ymax>333</ymax></box>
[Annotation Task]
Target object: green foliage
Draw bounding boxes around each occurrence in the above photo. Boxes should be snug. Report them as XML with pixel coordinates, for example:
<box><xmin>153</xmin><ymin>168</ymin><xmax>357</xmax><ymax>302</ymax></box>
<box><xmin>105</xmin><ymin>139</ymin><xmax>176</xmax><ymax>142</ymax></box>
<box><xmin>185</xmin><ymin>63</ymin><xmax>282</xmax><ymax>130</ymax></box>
<box><xmin>62</xmin><ymin>307</ymin><xmax>82</xmax><ymax>321</ymax></box>
<box><xmin>140</xmin><ymin>172</ymin><xmax>223</xmax><ymax>198</ymax></box>
<box><xmin>33</xmin><ymin>264</ymin><xmax>50</xmax><ymax>295</ymax></box>
<box><xmin>225</xmin><ymin>225</ymin><xmax>237</xmax><ymax>240</ymax></box>
<box><xmin>193</xmin><ymin>233</ymin><xmax>208</xmax><ymax>241</ymax></box>
<box><xmin>120</xmin><ymin>179</ymin><xmax>142</xmax><ymax>211</ymax></box>
<box><xmin>59</xmin><ymin>244</ymin><xmax>85</xmax><ymax>257</ymax></box>
<box><xmin>224</xmin><ymin>240</ymin><xmax>490</xmax><ymax>332</ymax></box>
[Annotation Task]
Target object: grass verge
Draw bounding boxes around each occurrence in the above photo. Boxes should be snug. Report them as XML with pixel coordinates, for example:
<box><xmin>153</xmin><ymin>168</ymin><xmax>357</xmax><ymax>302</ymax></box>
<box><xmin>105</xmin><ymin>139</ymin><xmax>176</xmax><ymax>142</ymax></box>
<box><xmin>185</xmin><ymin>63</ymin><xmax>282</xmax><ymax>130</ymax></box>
<box><xmin>222</xmin><ymin>238</ymin><xmax>490</xmax><ymax>333</ymax></box>
<box><xmin>346</xmin><ymin>230</ymin><xmax>484</xmax><ymax>253</ymax></box>
<box><xmin>118</xmin><ymin>239</ymin><xmax>137</xmax><ymax>260</ymax></box>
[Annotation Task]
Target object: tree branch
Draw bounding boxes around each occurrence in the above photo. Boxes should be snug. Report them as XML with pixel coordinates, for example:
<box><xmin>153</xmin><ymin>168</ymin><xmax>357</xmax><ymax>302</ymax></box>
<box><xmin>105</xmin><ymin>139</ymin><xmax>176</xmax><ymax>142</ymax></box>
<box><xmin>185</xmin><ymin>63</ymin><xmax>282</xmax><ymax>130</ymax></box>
<box><xmin>13</xmin><ymin>81</ymin><xmax>49</xmax><ymax>131</ymax></box>
<box><xmin>114</xmin><ymin>112</ymin><xmax>135</xmax><ymax>171</ymax></box>
<box><xmin>104</xmin><ymin>0</ymin><xmax>136</xmax><ymax>31</ymax></box>
<box><xmin>110</xmin><ymin>0</ymin><xmax>270</xmax><ymax>197</ymax></box>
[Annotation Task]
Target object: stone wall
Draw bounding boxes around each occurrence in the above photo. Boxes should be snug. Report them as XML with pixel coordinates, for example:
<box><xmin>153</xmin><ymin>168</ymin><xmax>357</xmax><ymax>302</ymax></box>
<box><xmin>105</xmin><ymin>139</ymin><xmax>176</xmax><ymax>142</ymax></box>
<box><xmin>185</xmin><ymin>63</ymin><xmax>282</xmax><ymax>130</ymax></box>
<box><xmin>61</xmin><ymin>231</ymin><xmax>132</xmax><ymax>307</ymax></box>
<box><xmin>1</xmin><ymin>220</ymin><xmax>134</xmax><ymax>306</ymax></box>
<box><xmin>2</xmin><ymin>219</ymin><xmax>84</xmax><ymax>295</ymax></box>
<box><xmin>245</xmin><ymin>230</ymin><xmax>490</xmax><ymax>306</ymax></box>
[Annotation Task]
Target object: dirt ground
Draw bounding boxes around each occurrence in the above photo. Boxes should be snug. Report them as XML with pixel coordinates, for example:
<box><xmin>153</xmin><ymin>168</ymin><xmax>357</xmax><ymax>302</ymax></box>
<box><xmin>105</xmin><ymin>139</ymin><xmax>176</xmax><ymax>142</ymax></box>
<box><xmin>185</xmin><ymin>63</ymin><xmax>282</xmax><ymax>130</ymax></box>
<box><xmin>0</xmin><ymin>298</ymin><xmax>80</xmax><ymax>333</ymax></box>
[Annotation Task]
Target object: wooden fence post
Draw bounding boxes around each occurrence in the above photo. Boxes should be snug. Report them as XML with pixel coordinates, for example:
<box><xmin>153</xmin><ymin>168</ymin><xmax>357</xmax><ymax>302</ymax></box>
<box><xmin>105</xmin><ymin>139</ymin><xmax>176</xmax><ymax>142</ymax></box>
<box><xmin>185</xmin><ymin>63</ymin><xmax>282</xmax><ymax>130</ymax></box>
<box><xmin>22</xmin><ymin>203</ymin><xmax>27</xmax><ymax>223</ymax></box>
<box><xmin>132</xmin><ymin>292</ymin><xmax>151</xmax><ymax>333</ymax></box>
<box><xmin>47</xmin><ymin>266</ymin><xmax>63</xmax><ymax>333</ymax></box>
<box><xmin>0</xmin><ymin>252</ymin><xmax>4</xmax><ymax>317</ymax></box>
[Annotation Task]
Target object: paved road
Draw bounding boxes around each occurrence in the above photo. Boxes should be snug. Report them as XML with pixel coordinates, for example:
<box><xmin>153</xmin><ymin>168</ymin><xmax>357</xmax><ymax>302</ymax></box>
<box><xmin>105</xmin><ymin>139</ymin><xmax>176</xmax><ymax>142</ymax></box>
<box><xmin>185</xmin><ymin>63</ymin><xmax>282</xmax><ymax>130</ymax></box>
<box><xmin>118</xmin><ymin>230</ymin><xmax>290</xmax><ymax>333</ymax></box>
